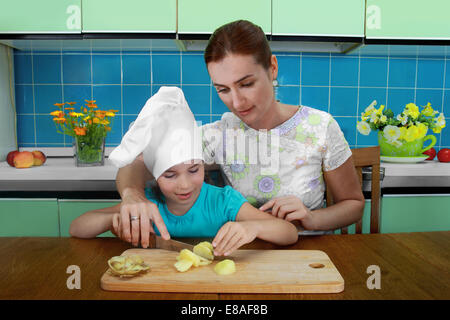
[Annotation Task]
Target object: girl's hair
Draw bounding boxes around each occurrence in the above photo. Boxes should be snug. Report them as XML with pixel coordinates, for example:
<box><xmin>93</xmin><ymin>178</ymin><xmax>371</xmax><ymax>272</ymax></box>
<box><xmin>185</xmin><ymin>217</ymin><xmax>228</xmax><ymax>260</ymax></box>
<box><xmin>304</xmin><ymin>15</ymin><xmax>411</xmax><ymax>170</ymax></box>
<box><xmin>204</xmin><ymin>20</ymin><xmax>272</xmax><ymax>70</ymax></box>
<box><xmin>150</xmin><ymin>169</ymin><xmax>214</xmax><ymax>203</ymax></box>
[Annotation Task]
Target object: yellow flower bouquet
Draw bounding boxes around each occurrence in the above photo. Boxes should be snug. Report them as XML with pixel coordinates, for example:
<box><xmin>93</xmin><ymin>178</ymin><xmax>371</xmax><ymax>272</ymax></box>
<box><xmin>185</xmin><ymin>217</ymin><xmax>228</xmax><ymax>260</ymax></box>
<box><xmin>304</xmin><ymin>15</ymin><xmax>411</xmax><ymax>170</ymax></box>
<box><xmin>357</xmin><ymin>101</ymin><xmax>446</xmax><ymax>157</ymax></box>
<box><xmin>50</xmin><ymin>100</ymin><xmax>118</xmax><ymax>166</ymax></box>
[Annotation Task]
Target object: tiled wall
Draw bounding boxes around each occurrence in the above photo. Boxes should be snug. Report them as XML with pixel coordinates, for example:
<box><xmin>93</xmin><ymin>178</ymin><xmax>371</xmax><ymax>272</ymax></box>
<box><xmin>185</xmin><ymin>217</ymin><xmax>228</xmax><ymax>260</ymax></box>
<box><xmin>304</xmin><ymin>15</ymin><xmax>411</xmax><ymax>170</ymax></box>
<box><xmin>14</xmin><ymin>49</ymin><xmax>450</xmax><ymax>149</ymax></box>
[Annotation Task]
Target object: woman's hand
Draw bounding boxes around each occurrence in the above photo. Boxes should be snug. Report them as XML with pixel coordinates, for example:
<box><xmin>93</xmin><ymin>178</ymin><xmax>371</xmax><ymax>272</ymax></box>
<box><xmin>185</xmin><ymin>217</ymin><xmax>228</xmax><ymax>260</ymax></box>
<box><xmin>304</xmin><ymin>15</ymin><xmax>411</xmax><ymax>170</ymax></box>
<box><xmin>118</xmin><ymin>190</ymin><xmax>170</xmax><ymax>247</ymax></box>
<box><xmin>259</xmin><ymin>195</ymin><xmax>316</xmax><ymax>230</ymax></box>
<box><xmin>212</xmin><ymin>221</ymin><xmax>258</xmax><ymax>256</ymax></box>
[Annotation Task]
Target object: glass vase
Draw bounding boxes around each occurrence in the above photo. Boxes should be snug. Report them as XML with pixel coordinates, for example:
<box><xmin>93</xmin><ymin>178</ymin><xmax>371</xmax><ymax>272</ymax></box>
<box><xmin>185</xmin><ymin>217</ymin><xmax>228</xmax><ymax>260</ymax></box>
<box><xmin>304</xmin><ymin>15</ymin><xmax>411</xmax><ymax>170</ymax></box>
<box><xmin>73</xmin><ymin>136</ymin><xmax>105</xmax><ymax>167</ymax></box>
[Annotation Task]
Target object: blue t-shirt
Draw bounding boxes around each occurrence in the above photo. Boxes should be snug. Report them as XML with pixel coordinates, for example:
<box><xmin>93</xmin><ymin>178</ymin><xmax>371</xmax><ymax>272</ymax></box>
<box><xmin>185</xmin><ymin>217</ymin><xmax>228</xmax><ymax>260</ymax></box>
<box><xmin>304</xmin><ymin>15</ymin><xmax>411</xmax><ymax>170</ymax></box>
<box><xmin>145</xmin><ymin>182</ymin><xmax>247</xmax><ymax>237</ymax></box>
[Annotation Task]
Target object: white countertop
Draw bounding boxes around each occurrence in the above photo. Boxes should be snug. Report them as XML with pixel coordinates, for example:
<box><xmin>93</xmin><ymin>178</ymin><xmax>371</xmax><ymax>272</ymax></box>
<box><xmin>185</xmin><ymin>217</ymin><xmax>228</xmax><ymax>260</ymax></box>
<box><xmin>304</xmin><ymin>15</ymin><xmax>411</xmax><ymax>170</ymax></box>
<box><xmin>0</xmin><ymin>157</ymin><xmax>449</xmax><ymax>191</ymax></box>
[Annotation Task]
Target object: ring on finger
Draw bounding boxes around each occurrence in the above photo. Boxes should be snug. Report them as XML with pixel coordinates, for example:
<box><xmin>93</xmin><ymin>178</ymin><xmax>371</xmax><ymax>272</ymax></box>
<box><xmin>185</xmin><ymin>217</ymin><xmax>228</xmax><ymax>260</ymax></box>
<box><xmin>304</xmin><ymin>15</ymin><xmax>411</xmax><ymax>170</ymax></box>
<box><xmin>130</xmin><ymin>216</ymin><xmax>140</xmax><ymax>221</ymax></box>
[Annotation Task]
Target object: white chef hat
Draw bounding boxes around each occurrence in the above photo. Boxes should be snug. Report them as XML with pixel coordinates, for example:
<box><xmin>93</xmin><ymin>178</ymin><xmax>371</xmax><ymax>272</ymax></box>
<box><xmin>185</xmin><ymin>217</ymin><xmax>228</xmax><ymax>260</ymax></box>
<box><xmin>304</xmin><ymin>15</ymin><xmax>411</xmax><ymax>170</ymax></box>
<box><xmin>109</xmin><ymin>86</ymin><xmax>203</xmax><ymax>180</ymax></box>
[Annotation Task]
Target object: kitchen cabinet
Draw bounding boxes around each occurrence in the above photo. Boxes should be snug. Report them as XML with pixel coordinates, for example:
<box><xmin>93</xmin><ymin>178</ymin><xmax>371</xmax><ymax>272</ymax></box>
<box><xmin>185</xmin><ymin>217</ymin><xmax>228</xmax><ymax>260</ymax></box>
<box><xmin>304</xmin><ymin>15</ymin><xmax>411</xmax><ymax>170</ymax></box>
<box><xmin>0</xmin><ymin>198</ymin><xmax>59</xmax><ymax>236</ymax></box>
<box><xmin>0</xmin><ymin>0</ymin><xmax>81</xmax><ymax>34</ymax></box>
<box><xmin>178</xmin><ymin>0</ymin><xmax>271</xmax><ymax>36</ymax></box>
<box><xmin>272</xmin><ymin>0</ymin><xmax>364</xmax><ymax>38</ymax></box>
<box><xmin>81</xmin><ymin>0</ymin><xmax>176</xmax><ymax>34</ymax></box>
<box><xmin>366</xmin><ymin>0</ymin><xmax>450</xmax><ymax>40</ymax></box>
<box><xmin>58</xmin><ymin>199</ymin><xmax>120</xmax><ymax>237</ymax></box>
<box><xmin>381</xmin><ymin>195</ymin><xmax>450</xmax><ymax>233</ymax></box>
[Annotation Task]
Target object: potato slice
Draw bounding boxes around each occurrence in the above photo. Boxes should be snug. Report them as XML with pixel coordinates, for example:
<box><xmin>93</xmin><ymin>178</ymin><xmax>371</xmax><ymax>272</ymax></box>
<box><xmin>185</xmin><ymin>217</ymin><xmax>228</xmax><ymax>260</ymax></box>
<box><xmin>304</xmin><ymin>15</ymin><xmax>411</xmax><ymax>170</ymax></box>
<box><xmin>174</xmin><ymin>259</ymin><xmax>193</xmax><ymax>272</ymax></box>
<box><xmin>198</xmin><ymin>241</ymin><xmax>214</xmax><ymax>252</ymax></box>
<box><xmin>198</xmin><ymin>255</ymin><xmax>212</xmax><ymax>266</ymax></box>
<box><xmin>179</xmin><ymin>249</ymin><xmax>200</xmax><ymax>267</ymax></box>
<box><xmin>214</xmin><ymin>259</ymin><xmax>236</xmax><ymax>275</ymax></box>
<box><xmin>193</xmin><ymin>243</ymin><xmax>214</xmax><ymax>261</ymax></box>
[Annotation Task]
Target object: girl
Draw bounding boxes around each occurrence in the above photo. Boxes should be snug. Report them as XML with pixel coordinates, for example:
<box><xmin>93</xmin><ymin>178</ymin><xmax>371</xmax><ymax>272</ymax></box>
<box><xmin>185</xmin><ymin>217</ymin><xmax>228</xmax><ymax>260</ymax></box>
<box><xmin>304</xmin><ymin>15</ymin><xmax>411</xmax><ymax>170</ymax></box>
<box><xmin>70</xmin><ymin>87</ymin><xmax>298</xmax><ymax>256</ymax></box>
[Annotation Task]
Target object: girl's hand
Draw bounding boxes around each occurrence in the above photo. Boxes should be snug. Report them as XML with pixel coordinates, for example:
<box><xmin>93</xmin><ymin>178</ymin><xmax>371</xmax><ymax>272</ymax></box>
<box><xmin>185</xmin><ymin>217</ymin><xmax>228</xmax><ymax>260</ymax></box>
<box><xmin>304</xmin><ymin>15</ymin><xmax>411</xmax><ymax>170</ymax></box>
<box><xmin>119</xmin><ymin>192</ymin><xmax>171</xmax><ymax>248</ymax></box>
<box><xmin>212</xmin><ymin>221</ymin><xmax>258</xmax><ymax>256</ymax></box>
<box><xmin>259</xmin><ymin>196</ymin><xmax>316</xmax><ymax>230</ymax></box>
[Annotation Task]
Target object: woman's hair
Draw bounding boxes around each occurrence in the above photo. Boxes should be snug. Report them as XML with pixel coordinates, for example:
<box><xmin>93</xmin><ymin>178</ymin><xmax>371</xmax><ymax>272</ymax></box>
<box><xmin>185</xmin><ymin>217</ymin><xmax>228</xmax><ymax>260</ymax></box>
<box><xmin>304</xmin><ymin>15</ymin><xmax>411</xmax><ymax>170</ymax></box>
<box><xmin>204</xmin><ymin>20</ymin><xmax>272</xmax><ymax>70</ymax></box>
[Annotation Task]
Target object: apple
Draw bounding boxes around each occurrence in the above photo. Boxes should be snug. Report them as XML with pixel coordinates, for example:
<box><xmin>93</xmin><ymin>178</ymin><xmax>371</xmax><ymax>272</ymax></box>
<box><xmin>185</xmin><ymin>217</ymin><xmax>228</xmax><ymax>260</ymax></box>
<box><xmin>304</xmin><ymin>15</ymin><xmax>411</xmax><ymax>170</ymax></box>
<box><xmin>437</xmin><ymin>148</ymin><xmax>450</xmax><ymax>163</ymax></box>
<box><xmin>32</xmin><ymin>150</ymin><xmax>46</xmax><ymax>166</ymax></box>
<box><xmin>6</xmin><ymin>150</ymin><xmax>20</xmax><ymax>167</ymax></box>
<box><xmin>423</xmin><ymin>147</ymin><xmax>436</xmax><ymax>160</ymax></box>
<box><xmin>13</xmin><ymin>151</ymin><xmax>34</xmax><ymax>168</ymax></box>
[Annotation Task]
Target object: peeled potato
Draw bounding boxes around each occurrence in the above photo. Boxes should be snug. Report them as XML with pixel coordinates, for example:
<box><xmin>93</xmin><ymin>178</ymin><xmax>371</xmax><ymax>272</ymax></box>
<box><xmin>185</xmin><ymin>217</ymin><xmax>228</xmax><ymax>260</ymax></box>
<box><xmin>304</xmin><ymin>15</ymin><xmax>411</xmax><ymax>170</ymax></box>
<box><xmin>193</xmin><ymin>243</ymin><xmax>214</xmax><ymax>261</ymax></box>
<box><xmin>174</xmin><ymin>259</ymin><xmax>193</xmax><ymax>272</ymax></box>
<box><xmin>107</xmin><ymin>255</ymin><xmax>150</xmax><ymax>278</ymax></box>
<box><xmin>178</xmin><ymin>249</ymin><xmax>200</xmax><ymax>267</ymax></box>
<box><xmin>198</xmin><ymin>241</ymin><xmax>214</xmax><ymax>252</ymax></box>
<box><xmin>214</xmin><ymin>259</ymin><xmax>236</xmax><ymax>275</ymax></box>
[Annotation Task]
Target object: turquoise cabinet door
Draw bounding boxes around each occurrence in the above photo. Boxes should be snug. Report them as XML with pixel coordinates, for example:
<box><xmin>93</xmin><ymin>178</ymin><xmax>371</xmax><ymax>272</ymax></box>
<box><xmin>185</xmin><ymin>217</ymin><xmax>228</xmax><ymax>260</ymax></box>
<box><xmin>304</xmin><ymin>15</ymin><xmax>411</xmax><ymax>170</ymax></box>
<box><xmin>178</xmin><ymin>0</ymin><xmax>271</xmax><ymax>34</ymax></box>
<box><xmin>0</xmin><ymin>199</ymin><xmax>59</xmax><ymax>236</ymax></box>
<box><xmin>381</xmin><ymin>195</ymin><xmax>450</xmax><ymax>233</ymax></box>
<box><xmin>0</xmin><ymin>0</ymin><xmax>81</xmax><ymax>34</ymax></box>
<box><xmin>272</xmin><ymin>0</ymin><xmax>364</xmax><ymax>37</ymax></box>
<box><xmin>59</xmin><ymin>199</ymin><xmax>120</xmax><ymax>237</ymax></box>
<box><xmin>366</xmin><ymin>0</ymin><xmax>450</xmax><ymax>40</ymax></box>
<box><xmin>82</xmin><ymin>0</ymin><xmax>176</xmax><ymax>33</ymax></box>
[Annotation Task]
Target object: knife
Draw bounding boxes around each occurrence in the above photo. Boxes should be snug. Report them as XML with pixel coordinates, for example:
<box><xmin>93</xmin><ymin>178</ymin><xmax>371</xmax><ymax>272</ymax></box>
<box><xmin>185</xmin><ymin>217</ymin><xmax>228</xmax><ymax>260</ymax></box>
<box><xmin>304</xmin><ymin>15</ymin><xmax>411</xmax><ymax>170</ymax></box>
<box><xmin>148</xmin><ymin>233</ymin><xmax>194</xmax><ymax>252</ymax></box>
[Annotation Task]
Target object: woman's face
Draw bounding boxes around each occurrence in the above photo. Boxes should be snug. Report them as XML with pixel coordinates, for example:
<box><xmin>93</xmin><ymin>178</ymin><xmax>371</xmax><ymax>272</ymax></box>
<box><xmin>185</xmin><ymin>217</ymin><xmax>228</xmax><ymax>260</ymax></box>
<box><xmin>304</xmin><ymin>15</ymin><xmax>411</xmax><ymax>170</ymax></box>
<box><xmin>207</xmin><ymin>54</ymin><xmax>278</xmax><ymax>129</ymax></box>
<box><xmin>157</xmin><ymin>160</ymin><xmax>204</xmax><ymax>206</ymax></box>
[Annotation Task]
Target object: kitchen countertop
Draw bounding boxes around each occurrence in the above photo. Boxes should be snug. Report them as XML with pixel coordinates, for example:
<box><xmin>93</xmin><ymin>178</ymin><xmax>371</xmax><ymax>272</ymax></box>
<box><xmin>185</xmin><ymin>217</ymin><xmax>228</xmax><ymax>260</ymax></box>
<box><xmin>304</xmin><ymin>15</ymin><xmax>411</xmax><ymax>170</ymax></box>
<box><xmin>0</xmin><ymin>157</ymin><xmax>450</xmax><ymax>191</ymax></box>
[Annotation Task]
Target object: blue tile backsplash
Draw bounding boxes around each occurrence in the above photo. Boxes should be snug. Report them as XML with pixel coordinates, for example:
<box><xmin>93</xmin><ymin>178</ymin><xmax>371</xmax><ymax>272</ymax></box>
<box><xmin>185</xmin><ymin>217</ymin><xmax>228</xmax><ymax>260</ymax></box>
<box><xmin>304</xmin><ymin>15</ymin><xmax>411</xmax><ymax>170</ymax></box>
<box><xmin>14</xmin><ymin>49</ymin><xmax>450</xmax><ymax>149</ymax></box>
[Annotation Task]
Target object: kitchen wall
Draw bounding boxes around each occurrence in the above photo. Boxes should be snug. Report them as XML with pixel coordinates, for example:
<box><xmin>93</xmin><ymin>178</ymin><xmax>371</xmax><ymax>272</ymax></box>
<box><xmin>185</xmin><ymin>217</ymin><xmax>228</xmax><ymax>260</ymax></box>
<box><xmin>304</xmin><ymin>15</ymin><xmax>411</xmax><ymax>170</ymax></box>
<box><xmin>13</xmin><ymin>48</ymin><xmax>450</xmax><ymax>149</ymax></box>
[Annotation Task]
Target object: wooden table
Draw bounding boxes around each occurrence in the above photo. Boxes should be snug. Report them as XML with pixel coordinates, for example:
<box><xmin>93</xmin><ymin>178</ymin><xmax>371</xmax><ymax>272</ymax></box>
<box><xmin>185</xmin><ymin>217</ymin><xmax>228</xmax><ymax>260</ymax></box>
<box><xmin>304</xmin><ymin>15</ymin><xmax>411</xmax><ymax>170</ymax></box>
<box><xmin>0</xmin><ymin>232</ymin><xmax>449</xmax><ymax>300</ymax></box>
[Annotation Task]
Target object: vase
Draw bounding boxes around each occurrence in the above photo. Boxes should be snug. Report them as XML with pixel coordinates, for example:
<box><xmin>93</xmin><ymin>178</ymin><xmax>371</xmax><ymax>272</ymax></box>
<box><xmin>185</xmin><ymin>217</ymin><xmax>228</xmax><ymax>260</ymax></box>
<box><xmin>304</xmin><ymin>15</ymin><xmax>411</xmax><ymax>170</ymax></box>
<box><xmin>73</xmin><ymin>136</ymin><xmax>105</xmax><ymax>167</ymax></box>
<box><xmin>378</xmin><ymin>131</ymin><xmax>436</xmax><ymax>157</ymax></box>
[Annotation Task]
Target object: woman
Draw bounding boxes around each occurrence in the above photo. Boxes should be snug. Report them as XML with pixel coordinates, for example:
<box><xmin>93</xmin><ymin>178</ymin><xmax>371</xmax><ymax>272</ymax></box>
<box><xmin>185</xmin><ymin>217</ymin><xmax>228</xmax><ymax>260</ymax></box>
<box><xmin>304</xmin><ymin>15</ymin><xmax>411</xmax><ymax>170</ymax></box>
<box><xmin>115</xmin><ymin>20</ymin><xmax>364</xmax><ymax>244</ymax></box>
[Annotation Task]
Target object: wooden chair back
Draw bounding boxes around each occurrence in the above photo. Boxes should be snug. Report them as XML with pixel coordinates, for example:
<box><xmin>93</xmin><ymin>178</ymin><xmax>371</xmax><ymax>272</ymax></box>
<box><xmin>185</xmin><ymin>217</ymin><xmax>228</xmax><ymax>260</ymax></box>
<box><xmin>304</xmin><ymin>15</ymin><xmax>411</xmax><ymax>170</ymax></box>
<box><xmin>326</xmin><ymin>146</ymin><xmax>381</xmax><ymax>234</ymax></box>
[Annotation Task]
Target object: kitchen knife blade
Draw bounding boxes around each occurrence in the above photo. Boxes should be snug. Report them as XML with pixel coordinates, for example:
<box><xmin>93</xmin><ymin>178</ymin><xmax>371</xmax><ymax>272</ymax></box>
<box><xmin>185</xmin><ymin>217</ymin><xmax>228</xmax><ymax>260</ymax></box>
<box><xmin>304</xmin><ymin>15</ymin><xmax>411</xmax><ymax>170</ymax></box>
<box><xmin>149</xmin><ymin>233</ymin><xmax>194</xmax><ymax>252</ymax></box>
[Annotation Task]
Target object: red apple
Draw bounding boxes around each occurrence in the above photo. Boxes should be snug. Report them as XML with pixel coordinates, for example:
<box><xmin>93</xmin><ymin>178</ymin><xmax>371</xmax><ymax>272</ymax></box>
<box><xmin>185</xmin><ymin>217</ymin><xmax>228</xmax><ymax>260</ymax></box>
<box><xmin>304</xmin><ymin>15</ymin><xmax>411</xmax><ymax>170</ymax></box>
<box><xmin>6</xmin><ymin>150</ymin><xmax>20</xmax><ymax>167</ymax></box>
<box><xmin>13</xmin><ymin>151</ymin><xmax>34</xmax><ymax>168</ymax></box>
<box><xmin>423</xmin><ymin>147</ymin><xmax>436</xmax><ymax>160</ymax></box>
<box><xmin>437</xmin><ymin>148</ymin><xmax>450</xmax><ymax>163</ymax></box>
<box><xmin>32</xmin><ymin>150</ymin><xmax>46</xmax><ymax>166</ymax></box>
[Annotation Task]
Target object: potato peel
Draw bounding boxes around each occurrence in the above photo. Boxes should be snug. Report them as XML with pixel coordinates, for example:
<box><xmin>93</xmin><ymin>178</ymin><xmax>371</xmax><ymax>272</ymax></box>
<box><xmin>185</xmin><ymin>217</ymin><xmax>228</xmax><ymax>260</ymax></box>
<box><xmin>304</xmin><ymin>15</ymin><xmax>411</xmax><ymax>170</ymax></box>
<box><xmin>108</xmin><ymin>254</ymin><xmax>150</xmax><ymax>278</ymax></box>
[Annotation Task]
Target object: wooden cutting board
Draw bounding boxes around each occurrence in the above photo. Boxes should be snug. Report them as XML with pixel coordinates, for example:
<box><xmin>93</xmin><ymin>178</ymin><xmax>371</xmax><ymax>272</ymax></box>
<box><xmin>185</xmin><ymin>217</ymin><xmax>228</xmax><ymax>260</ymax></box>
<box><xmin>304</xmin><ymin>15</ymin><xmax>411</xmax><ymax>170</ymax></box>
<box><xmin>100</xmin><ymin>249</ymin><xmax>344</xmax><ymax>293</ymax></box>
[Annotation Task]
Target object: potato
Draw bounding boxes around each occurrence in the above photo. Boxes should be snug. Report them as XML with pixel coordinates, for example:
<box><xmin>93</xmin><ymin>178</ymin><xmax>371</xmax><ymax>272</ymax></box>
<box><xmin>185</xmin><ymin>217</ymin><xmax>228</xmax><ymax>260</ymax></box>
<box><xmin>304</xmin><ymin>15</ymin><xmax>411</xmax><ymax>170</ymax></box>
<box><xmin>214</xmin><ymin>259</ymin><xmax>236</xmax><ymax>275</ymax></box>
<box><xmin>174</xmin><ymin>259</ymin><xmax>193</xmax><ymax>272</ymax></box>
<box><xmin>198</xmin><ymin>255</ymin><xmax>212</xmax><ymax>266</ymax></box>
<box><xmin>198</xmin><ymin>241</ymin><xmax>214</xmax><ymax>251</ymax></box>
<box><xmin>107</xmin><ymin>255</ymin><xmax>150</xmax><ymax>278</ymax></box>
<box><xmin>178</xmin><ymin>249</ymin><xmax>201</xmax><ymax>267</ymax></box>
<box><xmin>193</xmin><ymin>243</ymin><xmax>214</xmax><ymax>261</ymax></box>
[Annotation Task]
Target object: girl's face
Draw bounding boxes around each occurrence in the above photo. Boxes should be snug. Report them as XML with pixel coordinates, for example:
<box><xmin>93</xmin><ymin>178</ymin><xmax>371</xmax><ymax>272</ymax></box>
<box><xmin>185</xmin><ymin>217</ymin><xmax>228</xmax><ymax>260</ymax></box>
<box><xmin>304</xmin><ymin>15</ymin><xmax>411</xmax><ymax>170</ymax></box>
<box><xmin>157</xmin><ymin>160</ymin><xmax>204</xmax><ymax>207</ymax></box>
<box><xmin>207</xmin><ymin>53</ymin><xmax>278</xmax><ymax>129</ymax></box>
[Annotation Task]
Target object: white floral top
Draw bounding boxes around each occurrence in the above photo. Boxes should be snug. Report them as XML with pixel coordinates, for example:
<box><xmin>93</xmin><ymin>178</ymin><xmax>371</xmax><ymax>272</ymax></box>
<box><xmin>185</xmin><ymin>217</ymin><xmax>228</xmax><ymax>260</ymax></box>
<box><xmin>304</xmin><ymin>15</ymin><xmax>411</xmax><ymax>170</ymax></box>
<box><xmin>201</xmin><ymin>106</ymin><xmax>352</xmax><ymax>210</ymax></box>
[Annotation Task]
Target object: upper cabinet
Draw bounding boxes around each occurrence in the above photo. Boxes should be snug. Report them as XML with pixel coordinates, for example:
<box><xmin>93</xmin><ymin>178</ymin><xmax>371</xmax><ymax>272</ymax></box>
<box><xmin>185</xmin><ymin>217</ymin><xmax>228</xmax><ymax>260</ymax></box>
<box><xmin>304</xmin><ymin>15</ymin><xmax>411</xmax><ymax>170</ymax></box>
<box><xmin>272</xmin><ymin>0</ymin><xmax>364</xmax><ymax>38</ymax></box>
<box><xmin>81</xmin><ymin>0</ymin><xmax>176</xmax><ymax>34</ymax></box>
<box><xmin>178</xmin><ymin>0</ymin><xmax>271</xmax><ymax>36</ymax></box>
<box><xmin>0</xmin><ymin>0</ymin><xmax>81</xmax><ymax>34</ymax></box>
<box><xmin>366</xmin><ymin>0</ymin><xmax>450</xmax><ymax>41</ymax></box>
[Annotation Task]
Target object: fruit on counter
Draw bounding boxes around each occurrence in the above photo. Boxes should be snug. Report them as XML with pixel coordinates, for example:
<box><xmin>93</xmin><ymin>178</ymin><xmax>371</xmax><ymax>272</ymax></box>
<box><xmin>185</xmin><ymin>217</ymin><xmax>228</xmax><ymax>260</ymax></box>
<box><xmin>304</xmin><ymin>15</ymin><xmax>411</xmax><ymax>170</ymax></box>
<box><xmin>214</xmin><ymin>259</ymin><xmax>236</xmax><ymax>275</ymax></box>
<box><xmin>107</xmin><ymin>254</ymin><xmax>150</xmax><ymax>278</ymax></box>
<box><xmin>32</xmin><ymin>150</ymin><xmax>47</xmax><ymax>166</ymax></box>
<box><xmin>6</xmin><ymin>150</ymin><xmax>47</xmax><ymax>168</ymax></box>
<box><xmin>174</xmin><ymin>241</ymin><xmax>214</xmax><ymax>272</ymax></box>
<box><xmin>423</xmin><ymin>147</ymin><xmax>436</xmax><ymax>160</ymax></box>
<box><xmin>437</xmin><ymin>148</ymin><xmax>450</xmax><ymax>162</ymax></box>
<box><xmin>6</xmin><ymin>150</ymin><xmax>19</xmax><ymax>167</ymax></box>
<box><xmin>13</xmin><ymin>151</ymin><xmax>34</xmax><ymax>169</ymax></box>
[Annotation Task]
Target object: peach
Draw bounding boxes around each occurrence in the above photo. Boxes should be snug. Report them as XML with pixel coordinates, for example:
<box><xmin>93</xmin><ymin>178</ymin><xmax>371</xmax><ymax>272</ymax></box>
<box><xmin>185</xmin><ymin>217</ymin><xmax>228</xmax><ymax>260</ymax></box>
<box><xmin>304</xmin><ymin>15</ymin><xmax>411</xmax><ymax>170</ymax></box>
<box><xmin>32</xmin><ymin>150</ymin><xmax>46</xmax><ymax>166</ymax></box>
<box><xmin>13</xmin><ymin>151</ymin><xmax>34</xmax><ymax>169</ymax></box>
<box><xmin>6</xmin><ymin>150</ymin><xmax>20</xmax><ymax>167</ymax></box>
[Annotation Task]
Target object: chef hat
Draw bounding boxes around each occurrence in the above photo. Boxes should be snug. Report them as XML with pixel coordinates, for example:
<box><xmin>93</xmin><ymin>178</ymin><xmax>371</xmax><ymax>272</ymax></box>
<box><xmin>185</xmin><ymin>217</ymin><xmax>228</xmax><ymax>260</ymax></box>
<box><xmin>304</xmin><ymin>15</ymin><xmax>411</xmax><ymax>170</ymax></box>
<box><xmin>109</xmin><ymin>86</ymin><xmax>203</xmax><ymax>180</ymax></box>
